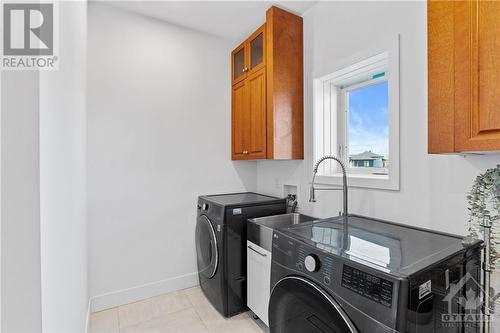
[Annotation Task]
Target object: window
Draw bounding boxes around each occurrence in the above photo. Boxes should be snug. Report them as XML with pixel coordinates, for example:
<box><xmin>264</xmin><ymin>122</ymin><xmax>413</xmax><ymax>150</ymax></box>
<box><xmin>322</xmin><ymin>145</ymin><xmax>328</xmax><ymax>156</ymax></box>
<box><xmin>313</xmin><ymin>37</ymin><xmax>399</xmax><ymax>190</ymax></box>
<box><xmin>343</xmin><ymin>77</ymin><xmax>388</xmax><ymax>175</ymax></box>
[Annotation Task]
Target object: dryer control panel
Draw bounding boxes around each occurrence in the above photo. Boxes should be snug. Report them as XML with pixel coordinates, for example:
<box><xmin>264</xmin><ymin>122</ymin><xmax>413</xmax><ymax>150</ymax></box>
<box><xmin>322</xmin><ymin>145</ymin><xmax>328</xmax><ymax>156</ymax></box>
<box><xmin>341</xmin><ymin>265</ymin><xmax>393</xmax><ymax>307</ymax></box>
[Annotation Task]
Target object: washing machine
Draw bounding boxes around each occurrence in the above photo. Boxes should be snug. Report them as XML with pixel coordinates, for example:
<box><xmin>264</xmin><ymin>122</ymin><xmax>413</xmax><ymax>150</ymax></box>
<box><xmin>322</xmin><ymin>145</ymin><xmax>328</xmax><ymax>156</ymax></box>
<box><xmin>195</xmin><ymin>192</ymin><xmax>286</xmax><ymax>317</ymax></box>
<box><xmin>269</xmin><ymin>215</ymin><xmax>482</xmax><ymax>333</ymax></box>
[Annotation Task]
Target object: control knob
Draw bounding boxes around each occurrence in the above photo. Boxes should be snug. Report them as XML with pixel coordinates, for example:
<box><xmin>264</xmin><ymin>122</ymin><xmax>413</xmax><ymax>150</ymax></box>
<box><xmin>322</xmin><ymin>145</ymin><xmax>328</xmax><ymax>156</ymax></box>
<box><xmin>304</xmin><ymin>254</ymin><xmax>320</xmax><ymax>272</ymax></box>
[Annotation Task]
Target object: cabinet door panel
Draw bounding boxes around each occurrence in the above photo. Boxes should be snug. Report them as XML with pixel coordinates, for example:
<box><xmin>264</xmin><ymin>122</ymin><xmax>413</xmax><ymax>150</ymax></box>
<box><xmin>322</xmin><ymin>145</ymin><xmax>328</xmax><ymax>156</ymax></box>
<box><xmin>250</xmin><ymin>33</ymin><xmax>264</xmax><ymax>68</ymax></box>
<box><xmin>247</xmin><ymin>68</ymin><xmax>267</xmax><ymax>159</ymax></box>
<box><xmin>232</xmin><ymin>43</ymin><xmax>247</xmax><ymax>85</ymax></box>
<box><xmin>454</xmin><ymin>0</ymin><xmax>500</xmax><ymax>151</ymax></box>
<box><xmin>477</xmin><ymin>2</ymin><xmax>500</xmax><ymax>133</ymax></box>
<box><xmin>249</xmin><ymin>25</ymin><xmax>265</xmax><ymax>75</ymax></box>
<box><xmin>428</xmin><ymin>0</ymin><xmax>455</xmax><ymax>153</ymax></box>
<box><xmin>232</xmin><ymin>81</ymin><xmax>249</xmax><ymax>160</ymax></box>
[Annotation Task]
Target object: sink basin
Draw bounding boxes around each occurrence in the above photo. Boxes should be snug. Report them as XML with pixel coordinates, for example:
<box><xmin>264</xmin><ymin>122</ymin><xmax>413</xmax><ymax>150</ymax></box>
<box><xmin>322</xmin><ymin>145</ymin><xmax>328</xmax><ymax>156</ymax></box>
<box><xmin>247</xmin><ymin>213</ymin><xmax>317</xmax><ymax>251</ymax></box>
<box><xmin>251</xmin><ymin>213</ymin><xmax>317</xmax><ymax>229</ymax></box>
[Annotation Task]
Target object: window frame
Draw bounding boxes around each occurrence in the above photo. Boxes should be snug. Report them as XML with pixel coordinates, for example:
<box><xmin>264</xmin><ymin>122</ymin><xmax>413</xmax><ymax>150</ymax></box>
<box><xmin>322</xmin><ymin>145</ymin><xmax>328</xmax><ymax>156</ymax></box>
<box><xmin>311</xmin><ymin>35</ymin><xmax>399</xmax><ymax>191</ymax></box>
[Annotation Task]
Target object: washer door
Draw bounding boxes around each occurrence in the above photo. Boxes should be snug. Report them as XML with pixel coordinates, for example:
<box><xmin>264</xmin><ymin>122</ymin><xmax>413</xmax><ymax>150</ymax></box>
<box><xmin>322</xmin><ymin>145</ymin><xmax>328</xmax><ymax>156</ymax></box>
<box><xmin>268</xmin><ymin>276</ymin><xmax>358</xmax><ymax>333</ymax></box>
<box><xmin>195</xmin><ymin>215</ymin><xmax>218</xmax><ymax>279</ymax></box>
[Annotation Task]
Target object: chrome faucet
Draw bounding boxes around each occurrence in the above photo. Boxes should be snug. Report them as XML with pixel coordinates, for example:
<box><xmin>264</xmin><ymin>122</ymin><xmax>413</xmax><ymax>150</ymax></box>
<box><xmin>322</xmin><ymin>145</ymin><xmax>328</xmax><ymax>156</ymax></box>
<box><xmin>309</xmin><ymin>156</ymin><xmax>348</xmax><ymax>216</ymax></box>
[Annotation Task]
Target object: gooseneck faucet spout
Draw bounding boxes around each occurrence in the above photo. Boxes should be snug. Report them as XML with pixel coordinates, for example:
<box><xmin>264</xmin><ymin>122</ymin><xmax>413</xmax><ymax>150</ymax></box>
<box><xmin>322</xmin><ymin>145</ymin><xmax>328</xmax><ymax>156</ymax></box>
<box><xmin>309</xmin><ymin>156</ymin><xmax>348</xmax><ymax>216</ymax></box>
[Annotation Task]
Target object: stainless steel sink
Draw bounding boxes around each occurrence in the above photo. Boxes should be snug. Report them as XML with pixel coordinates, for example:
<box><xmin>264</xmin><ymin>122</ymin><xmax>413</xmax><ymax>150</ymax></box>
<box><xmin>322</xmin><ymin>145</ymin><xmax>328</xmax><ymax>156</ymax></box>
<box><xmin>251</xmin><ymin>213</ymin><xmax>317</xmax><ymax>229</ymax></box>
<box><xmin>247</xmin><ymin>213</ymin><xmax>317</xmax><ymax>251</ymax></box>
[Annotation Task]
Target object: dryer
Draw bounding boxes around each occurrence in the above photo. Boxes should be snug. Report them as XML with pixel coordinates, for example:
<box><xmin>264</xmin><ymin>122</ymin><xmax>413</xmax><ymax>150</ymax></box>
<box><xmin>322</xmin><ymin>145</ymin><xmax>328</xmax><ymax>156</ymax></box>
<box><xmin>269</xmin><ymin>215</ymin><xmax>482</xmax><ymax>333</ymax></box>
<box><xmin>196</xmin><ymin>192</ymin><xmax>286</xmax><ymax>317</ymax></box>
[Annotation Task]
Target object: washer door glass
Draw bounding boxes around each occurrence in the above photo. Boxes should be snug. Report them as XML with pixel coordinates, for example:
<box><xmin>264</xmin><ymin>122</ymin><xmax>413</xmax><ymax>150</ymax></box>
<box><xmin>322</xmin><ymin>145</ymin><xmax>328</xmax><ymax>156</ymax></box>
<box><xmin>269</xmin><ymin>276</ymin><xmax>357</xmax><ymax>333</ymax></box>
<box><xmin>195</xmin><ymin>215</ymin><xmax>218</xmax><ymax>279</ymax></box>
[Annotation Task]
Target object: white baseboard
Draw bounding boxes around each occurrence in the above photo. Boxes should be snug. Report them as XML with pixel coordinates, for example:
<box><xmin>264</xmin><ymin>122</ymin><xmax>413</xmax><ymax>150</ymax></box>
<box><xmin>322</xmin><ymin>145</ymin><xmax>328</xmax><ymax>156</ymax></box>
<box><xmin>90</xmin><ymin>272</ymin><xmax>199</xmax><ymax>313</ymax></box>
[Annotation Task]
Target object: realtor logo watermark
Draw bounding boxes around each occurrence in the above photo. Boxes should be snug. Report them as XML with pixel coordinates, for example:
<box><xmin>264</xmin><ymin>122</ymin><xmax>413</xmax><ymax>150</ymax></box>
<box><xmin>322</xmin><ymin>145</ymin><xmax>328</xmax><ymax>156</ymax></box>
<box><xmin>441</xmin><ymin>272</ymin><xmax>494</xmax><ymax>328</ymax></box>
<box><xmin>1</xmin><ymin>2</ymin><xmax>58</xmax><ymax>70</ymax></box>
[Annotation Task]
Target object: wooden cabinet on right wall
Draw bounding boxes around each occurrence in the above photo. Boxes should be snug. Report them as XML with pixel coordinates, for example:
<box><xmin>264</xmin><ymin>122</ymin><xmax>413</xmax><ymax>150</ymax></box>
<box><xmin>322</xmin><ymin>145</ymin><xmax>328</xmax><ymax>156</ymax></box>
<box><xmin>428</xmin><ymin>0</ymin><xmax>500</xmax><ymax>153</ymax></box>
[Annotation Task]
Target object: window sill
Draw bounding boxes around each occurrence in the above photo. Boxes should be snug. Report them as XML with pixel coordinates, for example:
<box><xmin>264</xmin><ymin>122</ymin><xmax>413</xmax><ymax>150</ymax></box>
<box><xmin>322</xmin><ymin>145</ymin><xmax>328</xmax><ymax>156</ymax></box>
<box><xmin>315</xmin><ymin>173</ymin><xmax>399</xmax><ymax>191</ymax></box>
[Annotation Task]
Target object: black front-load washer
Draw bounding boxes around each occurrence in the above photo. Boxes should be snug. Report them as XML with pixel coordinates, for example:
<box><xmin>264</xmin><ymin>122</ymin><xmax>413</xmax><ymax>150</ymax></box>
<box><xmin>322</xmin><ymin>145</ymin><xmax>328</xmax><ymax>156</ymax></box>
<box><xmin>195</xmin><ymin>192</ymin><xmax>286</xmax><ymax>317</ymax></box>
<box><xmin>269</xmin><ymin>215</ymin><xmax>483</xmax><ymax>333</ymax></box>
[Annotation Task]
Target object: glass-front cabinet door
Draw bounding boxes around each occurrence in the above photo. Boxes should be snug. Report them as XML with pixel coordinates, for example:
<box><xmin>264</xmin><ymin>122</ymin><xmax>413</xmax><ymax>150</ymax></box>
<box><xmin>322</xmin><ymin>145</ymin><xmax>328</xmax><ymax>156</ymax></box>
<box><xmin>232</xmin><ymin>43</ymin><xmax>247</xmax><ymax>85</ymax></box>
<box><xmin>232</xmin><ymin>24</ymin><xmax>266</xmax><ymax>86</ymax></box>
<box><xmin>248</xmin><ymin>25</ymin><xmax>265</xmax><ymax>74</ymax></box>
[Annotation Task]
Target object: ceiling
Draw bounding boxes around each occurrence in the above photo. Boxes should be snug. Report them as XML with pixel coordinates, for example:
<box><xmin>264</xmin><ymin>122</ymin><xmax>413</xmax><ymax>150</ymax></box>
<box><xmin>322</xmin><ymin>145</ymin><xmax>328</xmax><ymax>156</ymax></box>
<box><xmin>103</xmin><ymin>1</ymin><xmax>317</xmax><ymax>42</ymax></box>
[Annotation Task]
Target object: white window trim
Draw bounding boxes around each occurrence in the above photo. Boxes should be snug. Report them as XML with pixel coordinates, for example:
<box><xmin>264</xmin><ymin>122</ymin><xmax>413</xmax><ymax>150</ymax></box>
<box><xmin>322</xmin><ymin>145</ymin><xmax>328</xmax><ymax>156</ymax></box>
<box><xmin>311</xmin><ymin>35</ymin><xmax>400</xmax><ymax>191</ymax></box>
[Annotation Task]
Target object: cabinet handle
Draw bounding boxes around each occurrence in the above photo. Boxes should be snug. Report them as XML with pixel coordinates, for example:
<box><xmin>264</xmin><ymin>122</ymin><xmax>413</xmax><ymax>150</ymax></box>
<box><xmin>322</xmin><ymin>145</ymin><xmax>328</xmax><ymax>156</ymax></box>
<box><xmin>248</xmin><ymin>245</ymin><xmax>267</xmax><ymax>257</ymax></box>
<box><xmin>243</xmin><ymin>150</ymin><xmax>248</xmax><ymax>155</ymax></box>
<box><xmin>242</xmin><ymin>67</ymin><xmax>249</xmax><ymax>73</ymax></box>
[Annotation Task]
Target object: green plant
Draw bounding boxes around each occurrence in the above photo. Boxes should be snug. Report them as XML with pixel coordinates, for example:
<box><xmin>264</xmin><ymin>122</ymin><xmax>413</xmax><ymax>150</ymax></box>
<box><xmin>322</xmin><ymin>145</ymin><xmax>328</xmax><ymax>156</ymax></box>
<box><xmin>466</xmin><ymin>165</ymin><xmax>500</xmax><ymax>270</ymax></box>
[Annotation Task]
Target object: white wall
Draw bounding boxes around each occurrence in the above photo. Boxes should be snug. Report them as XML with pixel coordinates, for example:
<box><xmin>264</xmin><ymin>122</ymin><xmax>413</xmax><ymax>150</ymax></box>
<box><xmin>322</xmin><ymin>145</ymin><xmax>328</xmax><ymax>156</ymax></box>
<box><xmin>39</xmin><ymin>1</ymin><xmax>88</xmax><ymax>332</ymax></box>
<box><xmin>1</xmin><ymin>71</ymin><xmax>42</xmax><ymax>332</ymax></box>
<box><xmin>1</xmin><ymin>2</ymin><xmax>88</xmax><ymax>331</ymax></box>
<box><xmin>87</xmin><ymin>3</ymin><xmax>256</xmax><ymax>311</ymax></box>
<box><xmin>257</xmin><ymin>1</ymin><xmax>500</xmax><ymax>234</ymax></box>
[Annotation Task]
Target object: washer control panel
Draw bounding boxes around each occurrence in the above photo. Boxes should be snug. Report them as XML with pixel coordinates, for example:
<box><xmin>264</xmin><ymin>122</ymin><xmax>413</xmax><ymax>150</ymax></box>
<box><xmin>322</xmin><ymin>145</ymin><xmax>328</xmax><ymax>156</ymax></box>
<box><xmin>295</xmin><ymin>245</ymin><xmax>334</xmax><ymax>283</ymax></box>
<box><xmin>341</xmin><ymin>265</ymin><xmax>393</xmax><ymax>308</ymax></box>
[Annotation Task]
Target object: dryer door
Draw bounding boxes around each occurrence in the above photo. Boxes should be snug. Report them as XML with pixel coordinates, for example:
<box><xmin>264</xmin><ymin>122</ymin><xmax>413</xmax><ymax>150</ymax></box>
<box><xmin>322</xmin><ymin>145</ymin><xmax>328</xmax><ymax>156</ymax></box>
<box><xmin>269</xmin><ymin>276</ymin><xmax>358</xmax><ymax>333</ymax></box>
<box><xmin>195</xmin><ymin>215</ymin><xmax>218</xmax><ymax>279</ymax></box>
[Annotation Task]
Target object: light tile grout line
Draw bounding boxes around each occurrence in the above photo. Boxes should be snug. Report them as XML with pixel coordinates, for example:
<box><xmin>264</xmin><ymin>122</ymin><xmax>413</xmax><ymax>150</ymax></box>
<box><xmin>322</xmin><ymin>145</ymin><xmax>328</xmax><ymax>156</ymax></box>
<box><xmin>117</xmin><ymin>306</ymin><xmax>121</xmax><ymax>333</ymax></box>
<box><xmin>183</xmin><ymin>287</ymin><xmax>212</xmax><ymax>331</ymax></box>
<box><xmin>117</xmin><ymin>289</ymin><xmax>200</xmax><ymax>332</ymax></box>
<box><xmin>118</xmin><ymin>307</ymin><xmax>200</xmax><ymax>332</ymax></box>
<box><xmin>186</xmin><ymin>289</ymin><xmax>210</xmax><ymax>333</ymax></box>
<box><xmin>183</xmin><ymin>287</ymin><xmax>265</xmax><ymax>333</ymax></box>
<box><xmin>107</xmin><ymin>286</ymin><xmax>262</xmax><ymax>333</ymax></box>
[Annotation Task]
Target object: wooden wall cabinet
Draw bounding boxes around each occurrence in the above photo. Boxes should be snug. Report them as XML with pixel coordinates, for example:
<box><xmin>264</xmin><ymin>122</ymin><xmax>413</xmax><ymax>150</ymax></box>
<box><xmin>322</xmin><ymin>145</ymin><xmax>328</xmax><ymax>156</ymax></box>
<box><xmin>232</xmin><ymin>25</ymin><xmax>267</xmax><ymax>160</ymax></box>
<box><xmin>428</xmin><ymin>0</ymin><xmax>500</xmax><ymax>153</ymax></box>
<box><xmin>231</xmin><ymin>6</ymin><xmax>303</xmax><ymax>160</ymax></box>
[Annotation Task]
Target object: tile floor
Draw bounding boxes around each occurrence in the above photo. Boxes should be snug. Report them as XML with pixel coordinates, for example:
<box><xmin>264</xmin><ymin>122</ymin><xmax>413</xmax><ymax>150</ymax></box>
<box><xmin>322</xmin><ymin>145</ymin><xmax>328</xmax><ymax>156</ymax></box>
<box><xmin>89</xmin><ymin>286</ymin><xmax>267</xmax><ymax>333</ymax></box>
